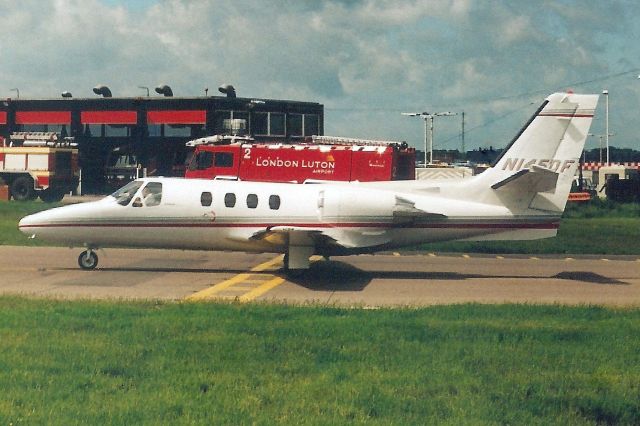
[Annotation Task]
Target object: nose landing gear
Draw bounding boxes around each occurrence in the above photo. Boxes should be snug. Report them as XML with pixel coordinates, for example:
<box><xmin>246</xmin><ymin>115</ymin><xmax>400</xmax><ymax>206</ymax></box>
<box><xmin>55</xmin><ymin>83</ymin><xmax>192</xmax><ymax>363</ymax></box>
<box><xmin>78</xmin><ymin>249</ymin><xmax>98</xmax><ymax>270</ymax></box>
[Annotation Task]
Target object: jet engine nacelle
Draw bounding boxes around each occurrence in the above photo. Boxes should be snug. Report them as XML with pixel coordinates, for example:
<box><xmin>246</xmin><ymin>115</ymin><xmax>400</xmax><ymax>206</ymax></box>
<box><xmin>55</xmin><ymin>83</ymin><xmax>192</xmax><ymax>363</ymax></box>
<box><xmin>318</xmin><ymin>188</ymin><xmax>395</xmax><ymax>222</ymax></box>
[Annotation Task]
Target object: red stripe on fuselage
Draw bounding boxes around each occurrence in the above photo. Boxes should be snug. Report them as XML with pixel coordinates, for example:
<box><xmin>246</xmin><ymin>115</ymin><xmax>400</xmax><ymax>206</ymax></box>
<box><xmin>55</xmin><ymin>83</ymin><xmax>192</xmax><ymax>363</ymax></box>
<box><xmin>19</xmin><ymin>221</ymin><xmax>560</xmax><ymax>230</ymax></box>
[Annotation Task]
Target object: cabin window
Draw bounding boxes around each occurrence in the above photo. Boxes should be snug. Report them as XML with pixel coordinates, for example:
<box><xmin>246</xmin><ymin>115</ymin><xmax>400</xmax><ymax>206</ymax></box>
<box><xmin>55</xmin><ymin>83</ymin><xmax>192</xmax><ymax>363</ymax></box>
<box><xmin>270</xmin><ymin>113</ymin><xmax>285</xmax><ymax>136</ymax></box>
<box><xmin>224</xmin><ymin>193</ymin><xmax>236</xmax><ymax>208</ymax></box>
<box><xmin>214</xmin><ymin>111</ymin><xmax>231</xmax><ymax>134</ymax></box>
<box><xmin>214</xmin><ymin>152</ymin><xmax>234</xmax><ymax>168</ymax></box>
<box><xmin>287</xmin><ymin>113</ymin><xmax>318</xmax><ymax>138</ymax></box>
<box><xmin>214</xmin><ymin>111</ymin><xmax>248</xmax><ymax>135</ymax></box>
<box><xmin>111</xmin><ymin>180</ymin><xmax>144</xmax><ymax>206</ymax></box>
<box><xmin>148</xmin><ymin>124</ymin><xmax>162</xmax><ymax>137</ymax></box>
<box><xmin>201</xmin><ymin>192</ymin><xmax>212</xmax><ymax>207</ymax></box>
<box><xmin>246</xmin><ymin>193</ymin><xmax>258</xmax><ymax>209</ymax></box>
<box><xmin>84</xmin><ymin>124</ymin><xmax>102</xmax><ymax>137</ymax></box>
<box><xmin>165</xmin><ymin>124</ymin><xmax>192</xmax><ymax>137</ymax></box>
<box><xmin>253</xmin><ymin>112</ymin><xmax>286</xmax><ymax>136</ymax></box>
<box><xmin>142</xmin><ymin>182</ymin><xmax>163</xmax><ymax>207</ymax></box>
<box><xmin>253</xmin><ymin>112</ymin><xmax>269</xmax><ymax>135</ymax></box>
<box><xmin>269</xmin><ymin>195</ymin><xmax>280</xmax><ymax>210</ymax></box>
<box><xmin>20</xmin><ymin>124</ymin><xmax>68</xmax><ymax>135</ymax></box>
<box><xmin>105</xmin><ymin>124</ymin><xmax>131</xmax><ymax>137</ymax></box>
<box><xmin>21</xmin><ymin>124</ymin><xmax>47</xmax><ymax>132</ymax></box>
<box><xmin>288</xmin><ymin>113</ymin><xmax>302</xmax><ymax>137</ymax></box>
<box><xmin>304</xmin><ymin>114</ymin><xmax>319</xmax><ymax>136</ymax></box>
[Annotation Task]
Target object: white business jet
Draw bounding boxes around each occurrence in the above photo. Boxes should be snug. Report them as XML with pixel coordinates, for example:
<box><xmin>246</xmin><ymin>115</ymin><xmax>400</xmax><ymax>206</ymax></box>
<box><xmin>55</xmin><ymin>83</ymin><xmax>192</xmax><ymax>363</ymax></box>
<box><xmin>19</xmin><ymin>92</ymin><xmax>598</xmax><ymax>272</ymax></box>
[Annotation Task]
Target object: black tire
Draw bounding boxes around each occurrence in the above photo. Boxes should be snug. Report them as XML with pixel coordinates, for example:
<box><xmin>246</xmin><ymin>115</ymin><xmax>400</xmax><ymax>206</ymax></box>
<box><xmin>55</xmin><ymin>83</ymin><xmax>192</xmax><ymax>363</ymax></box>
<box><xmin>10</xmin><ymin>176</ymin><xmax>36</xmax><ymax>201</ymax></box>
<box><xmin>78</xmin><ymin>251</ymin><xmax>98</xmax><ymax>270</ymax></box>
<box><xmin>39</xmin><ymin>188</ymin><xmax>65</xmax><ymax>203</ymax></box>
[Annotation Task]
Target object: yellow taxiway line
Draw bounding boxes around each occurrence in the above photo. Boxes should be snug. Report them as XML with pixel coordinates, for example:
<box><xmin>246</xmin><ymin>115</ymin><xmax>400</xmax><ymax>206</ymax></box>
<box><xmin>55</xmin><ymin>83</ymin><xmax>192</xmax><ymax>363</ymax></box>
<box><xmin>250</xmin><ymin>255</ymin><xmax>285</xmax><ymax>272</ymax></box>
<box><xmin>186</xmin><ymin>255</ymin><xmax>285</xmax><ymax>302</ymax></box>
<box><xmin>238</xmin><ymin>276</ymin><xmax>286</xmax><ymax>302</ymax></box>
<box><xmin>186</xmin><ymin>254</ymin><xmax>326</xmax><ymax>303</ymax></box>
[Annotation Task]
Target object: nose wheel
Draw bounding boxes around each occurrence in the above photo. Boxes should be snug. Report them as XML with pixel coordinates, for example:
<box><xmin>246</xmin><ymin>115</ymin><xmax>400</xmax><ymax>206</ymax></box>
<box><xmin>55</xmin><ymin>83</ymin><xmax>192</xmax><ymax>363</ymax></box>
<box><xmin>78</xmin><ymin>250</ymin><xmax>98</xmax><ymax>270</ymax></box>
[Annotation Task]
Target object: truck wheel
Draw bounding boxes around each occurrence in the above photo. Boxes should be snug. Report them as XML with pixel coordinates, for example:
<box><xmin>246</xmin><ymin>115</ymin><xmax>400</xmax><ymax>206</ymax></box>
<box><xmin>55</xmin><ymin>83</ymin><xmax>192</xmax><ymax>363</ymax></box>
<box><xmin>39</xmin><ymin>188</ymin><xmax>65</xmax><ymax>203</ymax></box>
<box><xmin>10</xmin><ymin>176</ymin><xmax>36</xmax><ymax>201</ymax></box>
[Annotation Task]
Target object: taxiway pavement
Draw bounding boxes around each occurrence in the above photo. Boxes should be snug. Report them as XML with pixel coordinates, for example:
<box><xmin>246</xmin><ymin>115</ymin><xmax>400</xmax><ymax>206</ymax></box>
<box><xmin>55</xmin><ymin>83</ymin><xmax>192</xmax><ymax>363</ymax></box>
<box><xmin>1</xmin><ymin>246</ymin><xmax>639</xmax><ymax>306</ymax></box>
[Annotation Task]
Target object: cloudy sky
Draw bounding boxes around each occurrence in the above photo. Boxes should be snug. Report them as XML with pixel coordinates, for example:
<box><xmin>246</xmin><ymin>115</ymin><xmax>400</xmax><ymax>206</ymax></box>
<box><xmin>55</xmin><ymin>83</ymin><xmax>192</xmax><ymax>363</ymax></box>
<box><xmin>1</xmin><ymin>0</ymin><xmax>639</xmax><ymax>153</ymax></box>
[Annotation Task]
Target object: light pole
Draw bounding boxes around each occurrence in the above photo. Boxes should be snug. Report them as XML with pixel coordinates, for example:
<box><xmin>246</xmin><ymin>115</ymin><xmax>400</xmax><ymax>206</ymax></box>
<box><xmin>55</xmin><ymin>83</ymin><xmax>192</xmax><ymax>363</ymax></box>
<box><xmin>461</xmin><ymin>111</ymin><xmax>465</xmax><ymax>158</ymax></box>
<box><xmin>10</xmin><ymin>88</ymin><xmax>19</xmax><ymax>99</ymax></box>
<box><xmin>138</xmin><ymin>86</ymin><xmax>150</xmax><ymax>97</ymax></box>
<box><xmin>588</xmin><ymin>133</ymin><xmax>604</xmax><ymax>163</ymax></box>
<box><xmin>402</xmin><ymin>111</ymin><xmax>457</xmax><ymax>165</ymax></box>
<box><xmin>602</xmin><ymin>89</ymin><xmax>609</xmax><ymax>164</ymax></box>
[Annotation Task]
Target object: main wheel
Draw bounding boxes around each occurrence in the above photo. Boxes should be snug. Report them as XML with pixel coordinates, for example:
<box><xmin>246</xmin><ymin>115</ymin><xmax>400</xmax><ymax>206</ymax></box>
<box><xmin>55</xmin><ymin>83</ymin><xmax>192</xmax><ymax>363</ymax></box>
<box><xmin>78</xmin><ymin>250</ymin><xmax>98</xmax><ymax>270</ymax></box>
<box><xmin>10</xmin><ymin>176</ymin><xmax>36</xmax><ymax>201</ymax></box>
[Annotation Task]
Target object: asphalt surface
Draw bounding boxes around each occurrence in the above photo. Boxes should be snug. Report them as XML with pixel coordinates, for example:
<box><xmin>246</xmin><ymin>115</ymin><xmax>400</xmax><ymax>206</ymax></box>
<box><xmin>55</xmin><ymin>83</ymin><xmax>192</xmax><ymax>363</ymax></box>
<box><xmin>2</xmin><ymin>246</ymin><xmax>640</xmax><ymax>306</ymax></box>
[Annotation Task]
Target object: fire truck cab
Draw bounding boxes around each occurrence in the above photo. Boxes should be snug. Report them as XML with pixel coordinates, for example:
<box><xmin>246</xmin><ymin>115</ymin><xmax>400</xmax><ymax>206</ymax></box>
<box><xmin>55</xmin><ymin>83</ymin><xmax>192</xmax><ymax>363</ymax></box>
<box><xmin>0</xmin><ymin>132</ymin><xmax>79</xmax><ymax>202</ymax></box>
<box><xmin>185</xmin><ymin>135</ymin><xmax>415</xmax><ymax>183</ymax></box>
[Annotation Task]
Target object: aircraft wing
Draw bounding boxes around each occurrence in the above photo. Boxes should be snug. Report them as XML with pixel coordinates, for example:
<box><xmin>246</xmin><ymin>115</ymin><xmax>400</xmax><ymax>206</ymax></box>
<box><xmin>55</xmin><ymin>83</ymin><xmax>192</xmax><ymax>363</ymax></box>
<box><xmin>249</xmin><ymin>226</ymin><xmax>333</xmax><ymax>247</ymax></box>
<box><xmin>393</xmin><ymin>195</ymin><xmax>447</xmax><ymax>224</ymax></box>
<box><xmin>249</xmin><ymin>225</ymin><xmax>393</xmax><ymax>251</ymax></box>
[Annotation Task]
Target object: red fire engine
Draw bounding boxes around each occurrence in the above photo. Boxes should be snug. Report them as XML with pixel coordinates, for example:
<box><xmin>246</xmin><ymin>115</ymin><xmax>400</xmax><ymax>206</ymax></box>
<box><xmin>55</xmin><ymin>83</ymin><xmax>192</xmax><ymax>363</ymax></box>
<box><xmin>0</xmin><ymin>132</ymin><xmax>79</xmax><ymax>202</ymax></box>
<box><xmin>185</xmin><ymin>135</ymin><xmax>415</xmax><ymax>183</ymax></box>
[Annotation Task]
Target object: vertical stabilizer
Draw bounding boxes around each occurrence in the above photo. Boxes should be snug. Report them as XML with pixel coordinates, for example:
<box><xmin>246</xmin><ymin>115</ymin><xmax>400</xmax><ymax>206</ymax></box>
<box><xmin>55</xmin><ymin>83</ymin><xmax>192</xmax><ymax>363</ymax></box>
<box><xmin>470</xmin><ymin>93</ymin><xmax>599</xmax><ymax>212</ymax></box>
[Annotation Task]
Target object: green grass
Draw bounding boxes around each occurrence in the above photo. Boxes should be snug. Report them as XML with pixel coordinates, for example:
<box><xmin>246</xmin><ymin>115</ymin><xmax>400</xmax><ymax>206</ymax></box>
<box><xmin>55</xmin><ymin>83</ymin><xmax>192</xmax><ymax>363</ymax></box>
<box><xmin>563</xmin><ymin>198</ymin><xmax>640</xmax><ymax>219</ymax></box>
<box><xmin>0</xmin><ymin>298</ymin><xmax>639</xmax><ymax>424</ymax></box>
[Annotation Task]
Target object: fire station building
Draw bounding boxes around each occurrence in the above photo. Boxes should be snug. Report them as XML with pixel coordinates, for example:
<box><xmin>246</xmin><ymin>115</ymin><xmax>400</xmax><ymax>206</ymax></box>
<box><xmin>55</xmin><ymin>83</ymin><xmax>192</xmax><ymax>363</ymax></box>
<box><xmin>0</xmin><ymin>93</ymin><xmax>323</xmax><ymax>193</ymax></box>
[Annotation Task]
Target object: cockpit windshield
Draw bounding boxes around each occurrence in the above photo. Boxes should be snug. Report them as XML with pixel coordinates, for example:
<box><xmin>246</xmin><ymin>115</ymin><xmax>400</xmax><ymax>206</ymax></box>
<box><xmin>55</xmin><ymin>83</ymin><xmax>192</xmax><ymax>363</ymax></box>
<box><xmin>141</xmin><ymin>182</ymin><xmax>162</xmax><ymax>207</ymax></box>
<box><xmin>111</xmin><ymin>180</ymin><xmax>144</xmax><ymax>206</ymax></box>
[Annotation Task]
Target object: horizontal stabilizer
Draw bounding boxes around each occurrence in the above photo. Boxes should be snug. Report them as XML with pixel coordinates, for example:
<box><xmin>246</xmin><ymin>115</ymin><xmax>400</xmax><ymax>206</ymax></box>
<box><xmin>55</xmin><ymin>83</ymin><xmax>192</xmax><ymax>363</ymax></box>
<box><xmin>491</xmin><ymin>165</ymin><xmax>559</xmax><ymax>194</ymax></box>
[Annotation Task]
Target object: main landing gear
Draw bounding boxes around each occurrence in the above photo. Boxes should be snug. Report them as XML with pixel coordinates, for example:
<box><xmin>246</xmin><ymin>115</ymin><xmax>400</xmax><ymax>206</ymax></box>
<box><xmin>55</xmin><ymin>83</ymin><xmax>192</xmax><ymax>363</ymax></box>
<box><xmin>283</xmin><ymin>245</ymin><xmax>315</xmax><ymax>276</ymax></box>
<box><xmin>78</xmin><ymin>249</ymin><xmax>98</xmax><ymax>270</ymax></box>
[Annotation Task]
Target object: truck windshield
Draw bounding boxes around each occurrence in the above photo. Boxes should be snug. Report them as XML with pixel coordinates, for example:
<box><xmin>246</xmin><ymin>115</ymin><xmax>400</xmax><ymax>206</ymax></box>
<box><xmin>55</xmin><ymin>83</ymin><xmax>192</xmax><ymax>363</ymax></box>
<box><xmin>111</xmin><ymin>180</ymin><xmax>144</xmax><ymax>206</ymax></box>
<box><xmin>189</xmin><ymin>151</ymin><xmax>213</xmax><ymax>171</ymax></box>
<box><xmin>109</xmin><ymin>153</ymin><xmax>137</xmax><ymax>167</ymax></box>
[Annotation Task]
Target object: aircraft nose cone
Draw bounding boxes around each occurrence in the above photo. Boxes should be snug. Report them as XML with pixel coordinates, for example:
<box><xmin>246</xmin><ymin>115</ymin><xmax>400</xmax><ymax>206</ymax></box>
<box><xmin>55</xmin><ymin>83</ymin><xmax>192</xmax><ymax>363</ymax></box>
<box><xmin>19</xmin><ymin>215</ymin><xmax>30</xmax><ymax>230</ymax></box>
<box><xmin>17</xmin><ymin>201</ymin><xmax>104</xmax><ymax>242</ymax></box>
<box><xmin>18</xmin><ymin>213</ymin><xmax>40</xmax><ymax>236</ymax></box>
<box><xmin>18</xmin><ymin>209</ymin><xmax>55</xmax><ymax>235</ymax></box>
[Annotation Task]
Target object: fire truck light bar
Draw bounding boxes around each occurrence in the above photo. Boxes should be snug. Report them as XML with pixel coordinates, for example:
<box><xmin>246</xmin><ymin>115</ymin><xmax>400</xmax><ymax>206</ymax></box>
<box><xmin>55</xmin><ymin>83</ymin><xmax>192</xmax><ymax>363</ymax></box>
<box><xmin>10</xmin><ymin>132</ymin><xmax>77</xmax><ymax>148</ymax></box>
<box><xmin>185</xmin><ymin>135</ymin><xmax>255</xmax><ymax>147</ymax></box>
<box><xmin>311</xmin><ymin>135</ymin><xmax>405</xmax><ymax>147</ymax></box>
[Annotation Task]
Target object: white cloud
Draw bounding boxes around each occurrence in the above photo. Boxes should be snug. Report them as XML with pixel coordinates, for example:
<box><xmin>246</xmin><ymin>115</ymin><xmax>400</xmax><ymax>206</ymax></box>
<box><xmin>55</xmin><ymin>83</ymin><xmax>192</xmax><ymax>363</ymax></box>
<box><xmin>0</xmin><ymin>0</ymin><xmax>638</xmax><ymax>149</ymax></box>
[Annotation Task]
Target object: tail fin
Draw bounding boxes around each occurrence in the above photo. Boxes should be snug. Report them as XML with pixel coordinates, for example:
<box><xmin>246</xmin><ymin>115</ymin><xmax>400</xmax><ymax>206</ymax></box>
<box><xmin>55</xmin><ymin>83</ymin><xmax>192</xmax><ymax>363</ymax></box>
<box><xmin>472</xmin><ymin>92</ymin><xmax>599</xmax><ymax>213</ymax></box>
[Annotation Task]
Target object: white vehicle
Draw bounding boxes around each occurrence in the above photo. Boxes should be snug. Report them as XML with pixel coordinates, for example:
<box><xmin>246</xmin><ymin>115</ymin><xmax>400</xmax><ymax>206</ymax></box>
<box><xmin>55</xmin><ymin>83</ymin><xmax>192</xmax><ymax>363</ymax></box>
<box><xmin>0</xmin><ymin>132</ymin><xmax>79</xmax><ymax>202</ymax></box>
<box><xmin>19</xmin><ymin>92</ymin><xmax>598</xmax><ymax>272</ymax></box>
